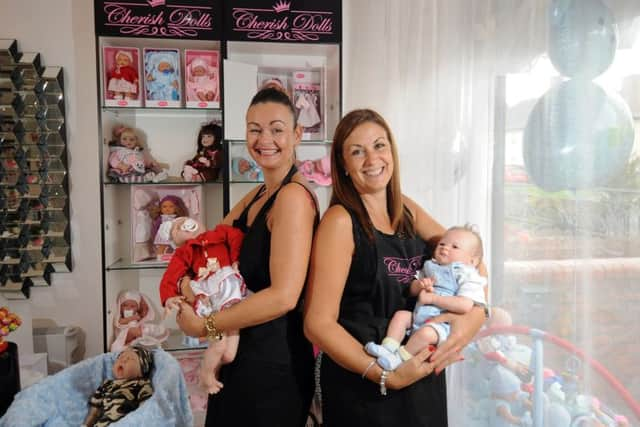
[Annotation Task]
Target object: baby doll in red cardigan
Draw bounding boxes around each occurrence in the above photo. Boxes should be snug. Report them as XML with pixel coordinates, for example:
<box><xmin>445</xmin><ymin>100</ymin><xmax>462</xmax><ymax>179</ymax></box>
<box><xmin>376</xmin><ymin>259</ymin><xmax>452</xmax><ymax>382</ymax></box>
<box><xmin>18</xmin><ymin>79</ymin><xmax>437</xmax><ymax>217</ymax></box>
<box><xmin>159</xmin><ymin>217</ymin><xmax>247</xmax><ymax>394</ymax></box>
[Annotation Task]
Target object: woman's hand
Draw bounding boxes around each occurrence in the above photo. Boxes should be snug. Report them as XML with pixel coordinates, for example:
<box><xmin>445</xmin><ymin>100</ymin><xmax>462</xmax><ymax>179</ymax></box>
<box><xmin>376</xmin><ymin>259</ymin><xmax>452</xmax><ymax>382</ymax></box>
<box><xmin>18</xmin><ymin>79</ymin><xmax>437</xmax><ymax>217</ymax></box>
<box><xmin>175</xmin><ymin>301</ymin><xmax>205</xmax><ymax>337</ymax></box>
<box><xmin>427</xmin><ymin>307</ymin><xmax>486</xmax><ymax>373</ymax></box>
<box><xmin>386</xmin><ymin>345</ymin><xmax>436</xmax><ymax>390</ymax></box>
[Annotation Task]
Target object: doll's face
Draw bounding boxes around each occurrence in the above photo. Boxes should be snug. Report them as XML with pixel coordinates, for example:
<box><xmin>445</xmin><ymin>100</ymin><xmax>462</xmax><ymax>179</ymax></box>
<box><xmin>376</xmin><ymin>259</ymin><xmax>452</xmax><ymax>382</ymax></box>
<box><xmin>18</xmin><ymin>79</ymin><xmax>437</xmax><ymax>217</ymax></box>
<box><xmin>238</xmin><ymin>158</ymin><xmax>251</xmax><ymax>174</ymax></box>
<box><xmin>112</xmin><ymin>348</ymin><xmax>142</xmax><ymax>380</ymax></box>
<box><xmin>115</xmin><ymin>53</ymin><xmax>131</xmax><ymax>67</ymax></box>
<box><xmin>160</xmin><ymin>200</ymin><xmax>177</xmax><ymax>215</ymax></box>
<box><xmin>120</xmin><ymin>131</ymin><xmax>138</xmax><ymax>149</ymax></box>
<box><xmin>433</xmin><ymin>229</ymin><xmax>480</xmax><ymax>267</ymax></box>
<box><xmin>170</xmin><ymin>217</ymin><xmax>204</xmax><ymax>247</ymax></box>
<box><xmin>201</xmin><ymin>133</ymin><xmax>215</xmax><ymax>147</ymax></box>
<box><xmin>158</xmin><ymin>61</ymin><xmax>174</xmax><ymax>73</ymax></box>
<box><xmin>121</xmin><ymin>299</ymin><xmax>139</xmax><ymax>318</ymax></box>
<box><xmin>192</xmin><ymin>65</ymin><xmax>206</xmax><ymax>77</ymax></box>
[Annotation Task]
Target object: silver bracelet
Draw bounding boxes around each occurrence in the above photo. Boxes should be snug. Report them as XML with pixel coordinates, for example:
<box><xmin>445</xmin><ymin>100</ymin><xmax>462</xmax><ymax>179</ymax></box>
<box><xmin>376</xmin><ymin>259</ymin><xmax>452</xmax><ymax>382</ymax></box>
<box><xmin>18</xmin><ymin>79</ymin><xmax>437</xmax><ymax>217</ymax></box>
<box><xmin>361</xmin><ymin>359</ymin><xmax>376</xmax><ymax>379</ymax></box>
<box><xmin>379</xmin><ymin>369</ymin><xmax>388</xmax><ymax>396</ymax></box>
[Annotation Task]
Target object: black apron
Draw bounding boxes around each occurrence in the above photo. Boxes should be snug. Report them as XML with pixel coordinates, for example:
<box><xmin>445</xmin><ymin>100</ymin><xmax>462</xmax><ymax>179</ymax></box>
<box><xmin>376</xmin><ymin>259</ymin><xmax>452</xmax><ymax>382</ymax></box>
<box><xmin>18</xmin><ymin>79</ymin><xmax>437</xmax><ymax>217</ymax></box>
<box><xmin>206</xmin><ymin>165</ymin><xmax>317</xmax><ymax>427</ymax></box>
<box><xmin>321</xmin><ymin>207</ymin><xmax>447</xmax><ymax>427</ymax></box>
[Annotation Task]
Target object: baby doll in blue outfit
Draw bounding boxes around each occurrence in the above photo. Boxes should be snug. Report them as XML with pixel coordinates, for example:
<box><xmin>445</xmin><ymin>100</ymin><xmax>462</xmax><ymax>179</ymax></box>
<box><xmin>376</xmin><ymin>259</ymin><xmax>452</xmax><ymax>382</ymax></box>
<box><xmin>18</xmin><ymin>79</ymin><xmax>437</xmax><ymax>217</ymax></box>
<box><xmin>145</xmin><ymin>51</ymin><xmax>180</xmax><ymax>101</ymax></box>
<box><xmin>366</xmin><ymin>224</ymin><xmax>487</xmax><ymax>370</ymax></box>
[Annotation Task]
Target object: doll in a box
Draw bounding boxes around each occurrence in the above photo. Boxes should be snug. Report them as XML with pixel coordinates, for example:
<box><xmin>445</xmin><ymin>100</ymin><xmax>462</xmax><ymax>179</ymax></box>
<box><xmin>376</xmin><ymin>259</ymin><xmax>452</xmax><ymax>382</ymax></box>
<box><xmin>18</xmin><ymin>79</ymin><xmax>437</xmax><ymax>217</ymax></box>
<box><xmin>182</xmin><ymin>123</ymin><xmax>223</xmax><ymax>182</ymax></box>
<box><xmin>110</xmin><ymin>290</ymin><xmax>168</xmax><ymax>352</ymax></box>
<box><xmin>186</xmin><ymin>57</ymin><xmax>218</xmax><ymax>103</ymax></box>
<box><xmin>149</xmin><ymin>195</ymin><xmax>189</xmax><ymax>260</ymax></box>
<box><xmin>107</xmin><ymin>126</ymin><xmax>168</xmax><ymax>183</ymax></box>
<box><xmin>158</xmin><ymin>217</ymin><xmax>247</xmax><ymax>394</ymax></box>
<box><xmin>145</xmin><ymin>50</ymin><xmax>180</xmax><ymax>102</ymax></box>
<box><xmin>106</xmin><ymin>49</ymin><xmax>139</xmax><ymax>101</ymax></box>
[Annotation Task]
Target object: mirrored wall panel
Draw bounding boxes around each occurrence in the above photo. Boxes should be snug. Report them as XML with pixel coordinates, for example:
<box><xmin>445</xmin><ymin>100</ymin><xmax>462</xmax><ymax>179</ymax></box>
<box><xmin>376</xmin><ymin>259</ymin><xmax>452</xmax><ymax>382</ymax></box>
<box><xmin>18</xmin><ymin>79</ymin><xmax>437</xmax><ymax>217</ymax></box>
<box><xmin>0</xmin><ymin>39</ymin><xmax>71</xmax><ymax>299</ymax></box>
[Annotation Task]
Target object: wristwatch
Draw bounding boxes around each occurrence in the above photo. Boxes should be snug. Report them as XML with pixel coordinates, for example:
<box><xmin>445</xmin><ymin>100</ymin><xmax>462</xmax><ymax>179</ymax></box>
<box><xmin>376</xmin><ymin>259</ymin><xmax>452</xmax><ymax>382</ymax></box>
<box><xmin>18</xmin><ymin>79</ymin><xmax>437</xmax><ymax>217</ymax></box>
<box><xmin>204</xmin><ymin>313</ymin><xmax>223</xmax><ymax>341</ymax></box>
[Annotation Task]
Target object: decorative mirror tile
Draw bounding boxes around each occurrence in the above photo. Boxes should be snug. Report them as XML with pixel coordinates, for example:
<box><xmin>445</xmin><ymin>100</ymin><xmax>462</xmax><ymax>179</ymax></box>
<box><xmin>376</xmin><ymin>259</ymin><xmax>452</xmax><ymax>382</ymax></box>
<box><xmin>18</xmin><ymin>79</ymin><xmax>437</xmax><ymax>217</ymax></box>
<box><xmin>0</xmin><ymin>39</ymin><xmax>71</xmax><ymax>299</ymax></box>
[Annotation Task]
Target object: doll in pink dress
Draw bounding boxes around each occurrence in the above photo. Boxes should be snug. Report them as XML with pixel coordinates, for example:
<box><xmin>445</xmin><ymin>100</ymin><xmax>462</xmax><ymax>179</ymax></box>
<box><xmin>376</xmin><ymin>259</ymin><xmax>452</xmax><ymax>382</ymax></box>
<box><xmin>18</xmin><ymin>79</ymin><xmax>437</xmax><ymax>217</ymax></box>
<box><xmin>110</xmin><ymin>290</ymin><xmax>168</xmax><ymax>352</ymax></box>
<box><xmin>182</xmin><ymin>123</ymin><xmax>223</xmax><ymax>182</ymax></box>
<box><xmin>186</xmin><ymin>57</ymin><xmax>218</xmax><ymax>102</ymax></box>
<box><xmin>107</xmin><ymin>50</ymin><xmax>139</xmax><ymax>100</ymax></box>
<box><xmin>159</xmin><ymin>217</ymin><xmax>247</xmax><ymax>394</ymax></box>
<box><xmin>107</xmin><ymin>126</ymin><xmax>168</xmax><ymax>183</ymax></box>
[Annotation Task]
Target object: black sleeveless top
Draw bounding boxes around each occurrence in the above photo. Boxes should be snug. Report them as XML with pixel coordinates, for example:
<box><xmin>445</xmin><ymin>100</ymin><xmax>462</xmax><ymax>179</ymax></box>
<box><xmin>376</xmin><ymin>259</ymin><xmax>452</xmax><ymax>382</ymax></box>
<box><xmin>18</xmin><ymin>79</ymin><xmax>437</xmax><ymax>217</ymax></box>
<box><xmin>206</xmin><ymin>165</ymin><xmax>318</xmax><ymax>427</ymax></box>
<box><xmin>321</xmin><ymin>206</ymin><xmax>447</xmax><ymax>427</ymax></box>
<box><xmin>231</xmin><ymin>164</ymin><xmax>318</xmax><ymax>365</ymax></box>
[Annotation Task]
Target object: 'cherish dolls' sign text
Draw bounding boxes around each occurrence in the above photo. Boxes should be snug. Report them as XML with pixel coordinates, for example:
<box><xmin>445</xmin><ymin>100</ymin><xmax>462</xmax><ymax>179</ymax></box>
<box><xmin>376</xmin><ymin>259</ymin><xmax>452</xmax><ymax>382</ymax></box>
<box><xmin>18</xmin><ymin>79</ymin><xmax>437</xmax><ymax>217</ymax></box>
<box><xmin>224</xmin><ymin>0</ymin><xmax>341</xmax><ymax>43</ymax></box>
<box><xmin>95</xmin><ymin>0</ymin><xmax>222</xmax><ymax>40</ymax></box>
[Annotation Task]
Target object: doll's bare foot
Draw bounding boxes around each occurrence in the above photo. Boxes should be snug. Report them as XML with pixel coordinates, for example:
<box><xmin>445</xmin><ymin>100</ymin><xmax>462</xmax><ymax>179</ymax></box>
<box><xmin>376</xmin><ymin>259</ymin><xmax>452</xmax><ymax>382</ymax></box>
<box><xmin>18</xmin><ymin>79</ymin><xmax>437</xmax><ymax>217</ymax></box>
<box><xmin>200</xmin><ymin>369</ymin><xmax>224</xmax><ymax>394</ymax></box>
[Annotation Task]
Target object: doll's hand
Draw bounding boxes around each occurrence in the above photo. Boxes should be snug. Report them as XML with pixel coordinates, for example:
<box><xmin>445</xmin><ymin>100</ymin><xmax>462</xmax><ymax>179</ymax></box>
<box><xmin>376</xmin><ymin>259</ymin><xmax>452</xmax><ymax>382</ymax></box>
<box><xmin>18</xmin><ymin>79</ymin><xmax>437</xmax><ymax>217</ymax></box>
<box><xmin>231</xmin><ymin>261</ymin><xmax>239</xmax><ymax>272</ymax></box>
<box><xmin>410</xmin><ymin>277</ymin><xmax>434</xmax><ymax>296</ymax></box>
<box><xmin>427</xmin><ymin>306</ymin><xmax>486</xmax><ymax>374</ymax></box>
<box><xmin>164</xmin><ymin>296</ymin><xmax>185</xmax><ymax>318</ymax></box>
<box><xmin>386</xmin><ymin>345</ymin><xmax>437</xmax><ymax>390</ymax></box>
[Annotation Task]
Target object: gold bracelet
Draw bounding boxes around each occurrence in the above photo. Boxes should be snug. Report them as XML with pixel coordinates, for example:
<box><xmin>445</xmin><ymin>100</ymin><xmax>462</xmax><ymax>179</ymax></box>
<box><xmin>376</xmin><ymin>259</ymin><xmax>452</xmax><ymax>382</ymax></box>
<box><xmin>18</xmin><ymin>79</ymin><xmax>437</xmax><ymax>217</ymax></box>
<box><xmin>204</xmin><ymin>313</ymin><xmax>223</xmax><ymax>341</ymax></box>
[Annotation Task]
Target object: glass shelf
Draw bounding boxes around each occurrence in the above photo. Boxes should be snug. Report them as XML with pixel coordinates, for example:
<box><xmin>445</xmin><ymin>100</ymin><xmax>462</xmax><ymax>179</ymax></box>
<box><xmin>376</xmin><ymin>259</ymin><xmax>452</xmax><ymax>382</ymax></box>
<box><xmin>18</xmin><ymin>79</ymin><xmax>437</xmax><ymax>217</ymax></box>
<box><xmin>102</xmin><ymin>106</ymin><xmax>222</xmax><ymax>115</ymax></box>
<box><xmin>106</xmin><ymin>258</ymin><xmax>168</xmax><ymax>271</ymax></box>
<box><xmin>229</xmin><ymin>179</ymin><xmax>263</xmax><ymax>184</ymax></box>
<box><xmin>162</xmin><ymin>329</ymin><xmax>207</xmax><ymax>352</ymax></box>
<box><xmin>103</xmin><ymin>178</ymin><xmax>223</xmax><ymax>186</ymax></box>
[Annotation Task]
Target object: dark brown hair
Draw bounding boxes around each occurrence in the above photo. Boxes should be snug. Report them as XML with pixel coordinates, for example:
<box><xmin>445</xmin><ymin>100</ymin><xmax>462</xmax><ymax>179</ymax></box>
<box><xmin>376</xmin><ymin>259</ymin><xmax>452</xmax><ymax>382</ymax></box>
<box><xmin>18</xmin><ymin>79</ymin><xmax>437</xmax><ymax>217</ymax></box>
<box><xmin>249</xmin><ymin>87</ymin><xmax>297</xmax><ymax>128</ymax></box>
<box><xmin>330</xmin><ymin>109</ymin><xmax>414</xmax><ymax>240</ymax></box>
<box><xmin>197</xmin><ymin>122</ymin><xmax>222</xmax><ymax>152</ymax></box>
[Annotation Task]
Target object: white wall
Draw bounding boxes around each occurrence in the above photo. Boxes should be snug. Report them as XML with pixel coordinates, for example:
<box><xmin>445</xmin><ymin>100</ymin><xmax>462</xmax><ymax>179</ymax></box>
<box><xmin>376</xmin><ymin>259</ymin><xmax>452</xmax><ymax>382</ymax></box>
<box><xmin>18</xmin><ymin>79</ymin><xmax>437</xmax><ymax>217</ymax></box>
<box><xmin>0</xmin><ymin>0</ymin><xmax>103</xmax><ymax>358</ymax></box>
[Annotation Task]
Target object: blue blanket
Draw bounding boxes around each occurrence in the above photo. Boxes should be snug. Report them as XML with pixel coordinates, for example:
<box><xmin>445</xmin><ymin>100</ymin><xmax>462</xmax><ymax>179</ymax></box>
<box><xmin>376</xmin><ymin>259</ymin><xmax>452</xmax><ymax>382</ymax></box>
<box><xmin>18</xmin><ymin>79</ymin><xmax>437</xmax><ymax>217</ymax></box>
<box><xmin>0</xmin><ymin>349</ymin><xmax>193</xmax><ymax>427</ymax></box>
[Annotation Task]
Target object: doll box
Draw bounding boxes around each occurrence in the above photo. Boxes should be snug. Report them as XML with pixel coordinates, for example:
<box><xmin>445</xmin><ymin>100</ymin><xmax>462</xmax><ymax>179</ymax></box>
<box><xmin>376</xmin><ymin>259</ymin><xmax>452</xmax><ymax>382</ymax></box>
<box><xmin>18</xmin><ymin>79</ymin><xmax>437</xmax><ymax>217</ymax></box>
<box><xmin>143</xmin><ymin>48</ymin><xmax>182</xmax><ymax>108</ymax></box>
<box><xmin>292</xmin><ymin>69</ymin><xmax>325</xmax><ymax>141</ymax></box>
<box><xmin>130</xmin><ymin>184</ymin><xmax>204</xmax><ymax>264</ymax></box>
<box><xmin>102</xmin><ymin>46</ymin><xmax>142</xmax><ymax>108</ymax></box>
<box><xmin>184</xmin><ymin>49</ymin><xmax>220</xmax><ymax>109</ymax></box>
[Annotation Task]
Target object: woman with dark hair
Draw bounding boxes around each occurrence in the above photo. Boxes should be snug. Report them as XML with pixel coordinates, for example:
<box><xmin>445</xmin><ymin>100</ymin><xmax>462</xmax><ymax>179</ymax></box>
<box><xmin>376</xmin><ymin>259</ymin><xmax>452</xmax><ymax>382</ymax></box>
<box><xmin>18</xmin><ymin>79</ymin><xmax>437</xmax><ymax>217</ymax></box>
<box><xmin>304</xmin><ymin>109</ymin><xmax>488</xmax><ymax>426</ymax></box>
<box><xmin>176</xmin><ymin>87</ymin><xmax>318</xmax><ymax>427</ymax></box>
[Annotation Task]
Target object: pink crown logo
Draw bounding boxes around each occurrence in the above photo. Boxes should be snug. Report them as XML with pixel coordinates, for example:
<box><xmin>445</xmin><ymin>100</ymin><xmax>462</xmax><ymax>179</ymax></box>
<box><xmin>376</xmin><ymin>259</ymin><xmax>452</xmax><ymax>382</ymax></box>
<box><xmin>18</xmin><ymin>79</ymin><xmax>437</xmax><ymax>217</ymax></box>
<box><xmin>273</xmin><ymin>0</ymin><xmax>291</xmax><ymax>13</ymax></box>
<box><xmin>147</xmin><ymin>0</ymin><xmax>165</xmax><ymax>7</ymax></box>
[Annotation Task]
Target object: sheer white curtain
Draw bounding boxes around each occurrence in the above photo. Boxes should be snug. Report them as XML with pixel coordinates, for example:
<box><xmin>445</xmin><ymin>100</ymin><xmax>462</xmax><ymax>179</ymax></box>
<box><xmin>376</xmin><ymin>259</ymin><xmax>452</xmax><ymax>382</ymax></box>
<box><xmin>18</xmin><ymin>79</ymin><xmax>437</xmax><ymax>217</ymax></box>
<box><xmin>343</xmin><ymin>1</ymin><xmax>640</xmax><ymax>426</ymax></box>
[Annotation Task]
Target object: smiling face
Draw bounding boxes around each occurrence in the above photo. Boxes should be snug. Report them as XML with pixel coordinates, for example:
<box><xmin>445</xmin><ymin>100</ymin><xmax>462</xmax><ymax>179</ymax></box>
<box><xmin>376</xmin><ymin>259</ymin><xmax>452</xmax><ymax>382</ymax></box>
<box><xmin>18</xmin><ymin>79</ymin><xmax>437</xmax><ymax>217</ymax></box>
<box><xmin>112</xmin><ymin>348</ymin><xmax>142</xmax><ymax>380</ymax></box>
<box><xmin>120</xmin><ymin>131</ymin><xmax>138</xmax><ymax>149</ymax></box>
<box><xmin>433</xmin><ymin>229</ymin><xmax>480</xmax><ymax>266</ymax></box>
<box><xmin>246</xmin><ymin>101</ymin><xmax>300</xmax><ymax>171</ymax></box>
<box><xmin>341</xmin><ymin>122</ymin><xmax>394</xmax><ymax>196</ymax></box>
<box><xmin>160</xmin><ymin>200</ymin><xmax>177</xmax><ymax>215</ymax></box>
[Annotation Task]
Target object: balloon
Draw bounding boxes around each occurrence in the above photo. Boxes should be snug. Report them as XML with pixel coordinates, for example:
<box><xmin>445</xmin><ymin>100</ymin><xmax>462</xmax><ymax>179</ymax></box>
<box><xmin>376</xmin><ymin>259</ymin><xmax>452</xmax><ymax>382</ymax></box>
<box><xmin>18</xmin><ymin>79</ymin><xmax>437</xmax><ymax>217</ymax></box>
<box><xmin>523</xmin><ymin>79</ymin><xmax>634</xmax><ymax>192</ymax></box>
<box><xmin>548</xmin><ymin>0</ymin><xmax>617</xmax><ymax>79</ymax></box>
